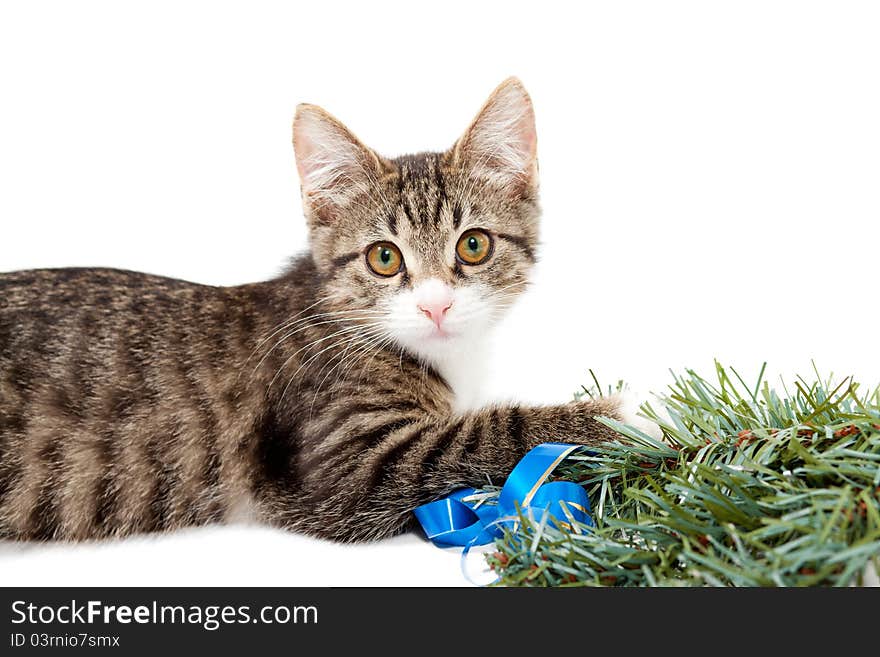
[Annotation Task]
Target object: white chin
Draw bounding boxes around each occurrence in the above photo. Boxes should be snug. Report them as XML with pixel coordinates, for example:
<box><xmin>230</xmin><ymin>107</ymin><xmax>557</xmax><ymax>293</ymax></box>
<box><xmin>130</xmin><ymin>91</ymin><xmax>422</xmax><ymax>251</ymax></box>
<box><xmin>396</xmin><ymin>330</ymin><xmax>463</xmax><ymax>364</ymax></box>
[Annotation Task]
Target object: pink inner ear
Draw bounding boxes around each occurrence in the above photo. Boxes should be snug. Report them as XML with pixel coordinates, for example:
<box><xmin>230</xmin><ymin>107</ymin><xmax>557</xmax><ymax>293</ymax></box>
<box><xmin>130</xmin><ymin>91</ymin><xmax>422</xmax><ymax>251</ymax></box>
<box><xmin>292</xmin><ymin>123</ymin><xmax>316</xmax><ymax>184</ymax></box>
<box><xmin>293</xmin><ymin>112</ymin><xmax>343</xmax><ymax>192</ymax></box>
<box><xmin>460</xmin><ymin>79</ymin><xmax>538</xmax><ymax>190</ymax></box>
<box><xmin>292</xmin><ymin>106</ymin><xmax>368</xmax><ymax>206</ymax></box>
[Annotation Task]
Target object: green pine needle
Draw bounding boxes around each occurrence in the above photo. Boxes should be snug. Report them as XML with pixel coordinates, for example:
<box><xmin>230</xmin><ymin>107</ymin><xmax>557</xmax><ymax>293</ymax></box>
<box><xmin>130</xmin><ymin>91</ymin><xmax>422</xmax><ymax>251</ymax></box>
<box><xmin>486</xmin><ymin>362</ymin><xmax>880</xmax><ymax>587</ymax></box>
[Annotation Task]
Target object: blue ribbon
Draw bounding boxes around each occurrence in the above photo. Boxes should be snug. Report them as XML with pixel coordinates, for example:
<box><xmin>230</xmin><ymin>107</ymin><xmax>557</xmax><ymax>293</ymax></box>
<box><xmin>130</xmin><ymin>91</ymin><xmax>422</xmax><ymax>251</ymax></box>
<box><xmin>413</xmin><ymin>442</ymin><xmax>593</xmax><ymax>548</ymax></box>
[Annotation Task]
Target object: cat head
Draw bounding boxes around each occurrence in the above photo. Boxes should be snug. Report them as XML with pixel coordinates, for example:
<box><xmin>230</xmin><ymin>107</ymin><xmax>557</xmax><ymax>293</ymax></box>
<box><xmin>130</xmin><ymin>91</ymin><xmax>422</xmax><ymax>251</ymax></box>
<box><xmin>292</xmin><ymin>78</ymin><xmax>539</xmax><ymax>367</ymax></box>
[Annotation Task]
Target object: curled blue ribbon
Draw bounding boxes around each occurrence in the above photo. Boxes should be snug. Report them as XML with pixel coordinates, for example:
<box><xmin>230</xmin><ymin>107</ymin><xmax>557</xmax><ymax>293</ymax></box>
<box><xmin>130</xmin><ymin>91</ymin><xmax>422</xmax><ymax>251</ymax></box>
<box><xmin>413</xmin><ymin>443</ymin><xmax>593</xmax><ymax>548</ymax></box>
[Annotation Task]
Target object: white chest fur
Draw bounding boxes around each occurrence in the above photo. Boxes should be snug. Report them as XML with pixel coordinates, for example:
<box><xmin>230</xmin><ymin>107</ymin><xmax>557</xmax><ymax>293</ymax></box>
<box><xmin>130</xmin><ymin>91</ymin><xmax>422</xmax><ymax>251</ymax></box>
<box><xmin>431</xmin><ymin>336</ymin><xmax>490</xmax><ymax>414</ymax></box>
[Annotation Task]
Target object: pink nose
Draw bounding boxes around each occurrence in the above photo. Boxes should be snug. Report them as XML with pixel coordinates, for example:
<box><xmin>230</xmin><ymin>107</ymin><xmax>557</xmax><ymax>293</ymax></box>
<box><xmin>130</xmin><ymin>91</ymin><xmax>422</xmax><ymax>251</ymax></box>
<box><xmin>417</xmin><ymin>300</ymin><xmax>453</xmax><ymax>328</ymax></box>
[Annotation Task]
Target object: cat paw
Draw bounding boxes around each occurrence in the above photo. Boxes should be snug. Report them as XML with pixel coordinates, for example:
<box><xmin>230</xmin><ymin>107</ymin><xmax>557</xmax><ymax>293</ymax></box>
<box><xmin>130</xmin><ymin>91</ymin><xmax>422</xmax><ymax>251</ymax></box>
<box><xmin>614</xmin><ymin>392</ymin><xmax>664</xmax><ymax>441</ymax></box>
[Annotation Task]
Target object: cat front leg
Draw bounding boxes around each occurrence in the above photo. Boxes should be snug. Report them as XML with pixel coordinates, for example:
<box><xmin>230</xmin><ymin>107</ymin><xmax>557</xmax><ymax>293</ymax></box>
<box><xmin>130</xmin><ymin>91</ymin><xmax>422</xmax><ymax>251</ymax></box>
<box><xmin>284</xmin><ymin>396</ymin><xmax>628</xmax><ymax>542</ymax></box>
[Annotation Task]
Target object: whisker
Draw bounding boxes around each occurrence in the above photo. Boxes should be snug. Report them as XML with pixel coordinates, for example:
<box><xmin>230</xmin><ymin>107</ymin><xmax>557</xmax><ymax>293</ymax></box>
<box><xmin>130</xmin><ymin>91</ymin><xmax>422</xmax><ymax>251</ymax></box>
<box><xmin>238</xmin><ymin>298</ymin><xmax>382</xmax><ymax>383</ymax></box>
<box><xmin>490</xmin><ymin>280</ymin><xmax>530</xmax><ymax>296</ymax></box>
<box><xmin>282</xmin><ymin>323</ymin><xmax>389</xmax><ymax>388</ymax></box>
<box><xmin>249</xmin><ymin>313</ymin><xmax>385</xmax><ymax>380</ymax></box>
<box><xmin>309</xmin><ymin>325</ymin><xmax>389</xmax><ymax>388</ymax></box>
<box><xmin>340</xmin><ymin>332</ymin><xmax>394</xmax><ymax>381</ymax></box>
<box><xmin>307</xmin><ymin>330</ymin><xmax>394</xmax><ymax>417</ymax></box>
<box><xmin>266</xmin><ymin>322</ymin><xmax>386</xmax><ymax>392</ymax></box>
<box><xmin>350</xmin><ymin>335</ymin><xmax>398</xmax><ymax>389</ymax></box>
<box><xmin>240</xmin><ymin>294</ymin><xmax>336</xmax><ymax>365</ymax></box>
<box><xmin>281</xmin><ymin>327</ymin><xmax>390</xmax><ymax>406</ymax></box>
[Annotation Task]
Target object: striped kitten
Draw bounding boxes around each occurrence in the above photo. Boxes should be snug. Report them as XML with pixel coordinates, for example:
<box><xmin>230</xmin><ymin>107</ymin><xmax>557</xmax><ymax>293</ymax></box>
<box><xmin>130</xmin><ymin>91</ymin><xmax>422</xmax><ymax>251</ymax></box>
<box><xmin>0</xmin><ymin>78</ymin><xmax>630</xmax><ymax>543</ymax></box>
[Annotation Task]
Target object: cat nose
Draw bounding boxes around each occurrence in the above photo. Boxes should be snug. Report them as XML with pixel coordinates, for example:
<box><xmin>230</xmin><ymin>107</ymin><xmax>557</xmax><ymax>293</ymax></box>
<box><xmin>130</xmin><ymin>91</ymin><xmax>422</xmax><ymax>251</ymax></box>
<box><xmin>417</xmin><ymin>300</ymin><xmax>453</xmax><ymax>328</ymax></box>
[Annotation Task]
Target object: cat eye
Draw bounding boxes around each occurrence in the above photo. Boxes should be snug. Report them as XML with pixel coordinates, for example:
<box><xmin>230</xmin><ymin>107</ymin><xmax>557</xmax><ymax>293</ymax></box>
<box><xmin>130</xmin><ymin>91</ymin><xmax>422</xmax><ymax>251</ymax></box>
<box><xmin>455</xmin><ymin>229</ymin><xmax>493</xmax><ymax>265</ymax></box>
<box><xmin>365</xmin><ymin>242</ymin><xmax>404</xmax><ymax>277</ymax></box>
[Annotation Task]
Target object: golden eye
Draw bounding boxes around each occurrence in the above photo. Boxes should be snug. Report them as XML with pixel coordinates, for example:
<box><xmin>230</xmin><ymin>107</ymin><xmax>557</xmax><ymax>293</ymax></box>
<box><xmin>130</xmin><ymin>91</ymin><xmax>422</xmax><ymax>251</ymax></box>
<box><xmin>455</xmin><ymin>229</ymin><xmax>493</xmax><ymax>265</ymax></box>
<box><xmin>365</xmin><ymin>242</ymin><xmax>404</xmax><ymax>277</ymax></box>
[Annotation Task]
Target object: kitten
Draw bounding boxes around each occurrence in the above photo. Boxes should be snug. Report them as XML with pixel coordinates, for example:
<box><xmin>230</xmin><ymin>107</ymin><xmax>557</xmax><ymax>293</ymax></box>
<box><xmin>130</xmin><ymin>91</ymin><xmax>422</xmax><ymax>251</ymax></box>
<box><xmin>0</xmin><ymin>78</ymin><xmax>632</xmax><ymax>543</ymax></box>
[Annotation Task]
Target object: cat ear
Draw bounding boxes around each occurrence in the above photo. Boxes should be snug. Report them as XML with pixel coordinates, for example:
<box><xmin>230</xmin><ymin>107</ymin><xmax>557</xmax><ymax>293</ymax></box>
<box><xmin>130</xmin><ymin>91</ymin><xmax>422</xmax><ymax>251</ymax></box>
<box><xmin>293</xmin><ymin>104</ymin><xmax>381</xmax><ymax>222</ymax></box>
<box><xmin>454</xmin><ymin>77</ymin><xmax>538</xmax><ymax>195</ymax></box>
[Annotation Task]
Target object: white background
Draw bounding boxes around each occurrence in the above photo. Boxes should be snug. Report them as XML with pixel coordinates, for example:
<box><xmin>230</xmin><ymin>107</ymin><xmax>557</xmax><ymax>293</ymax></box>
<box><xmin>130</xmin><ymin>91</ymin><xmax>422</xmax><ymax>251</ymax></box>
<box><xmin>1</xmin><ymin>1</ymin><xmax>878</xmax><ymax>586</ymax></box>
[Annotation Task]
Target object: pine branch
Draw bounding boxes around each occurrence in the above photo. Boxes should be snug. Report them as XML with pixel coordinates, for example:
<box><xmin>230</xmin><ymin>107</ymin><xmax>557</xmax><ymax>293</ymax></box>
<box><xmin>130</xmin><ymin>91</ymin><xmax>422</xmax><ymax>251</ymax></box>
<box><xmin>486</xmin><ymin>362</ymin><xmax>880</xmax><ymax>586</ymax></box>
